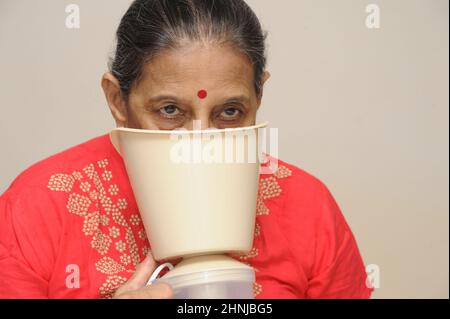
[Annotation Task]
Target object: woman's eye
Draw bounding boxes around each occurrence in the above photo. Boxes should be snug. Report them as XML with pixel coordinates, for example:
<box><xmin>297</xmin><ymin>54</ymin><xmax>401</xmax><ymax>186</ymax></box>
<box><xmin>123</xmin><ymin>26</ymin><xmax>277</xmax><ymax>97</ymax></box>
<box><xmin>160</xmin><ymin>105</ymin><xmax>180</xmax><ymax>117</ymax></box>
<box><xmin>220</xmin><ymin>108</ymin><xmax>241</xmax><ymax>119</ymax></box>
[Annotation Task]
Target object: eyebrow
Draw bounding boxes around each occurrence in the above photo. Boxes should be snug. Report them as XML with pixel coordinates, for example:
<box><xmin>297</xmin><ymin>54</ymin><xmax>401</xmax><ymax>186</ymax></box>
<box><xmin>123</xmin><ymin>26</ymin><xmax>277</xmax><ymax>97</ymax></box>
<box><xmin>223</xmin><ymin>95</ymin><xmax>251</xmax><ymax>105</ymax></box>
<box><xmin>147</xmin><ymin>94</ymin><xmax>180</xmax><ymax>103</ymax></box>
<box><xmin>147</xmin><ymin>94</ymin><xmax>251</xmax><ymax>105</ymax></box>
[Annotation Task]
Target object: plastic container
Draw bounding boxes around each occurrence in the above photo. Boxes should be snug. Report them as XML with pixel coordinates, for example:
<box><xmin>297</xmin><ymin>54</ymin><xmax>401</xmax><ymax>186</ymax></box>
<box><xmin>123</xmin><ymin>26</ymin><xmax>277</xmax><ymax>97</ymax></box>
<box><xmin>152</xmin><ymin>255</ymin><xmax>255</xmax><ymax>299</ymax></box>
<box><xmin>156</xmin><ymin>268</ymin><xmax>255</xmax><ymax>299</ymax></box>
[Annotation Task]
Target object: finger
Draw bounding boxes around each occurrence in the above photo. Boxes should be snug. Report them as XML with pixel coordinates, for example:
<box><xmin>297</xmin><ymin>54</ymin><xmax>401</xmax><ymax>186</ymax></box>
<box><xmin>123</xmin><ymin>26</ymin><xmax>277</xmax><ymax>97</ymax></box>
<box><xmin>142</xmin><ymin>282</ymin><xmax>173</xmax><ymax>299</ymax></box>
<box><xmin>121</xmin><ymin>252</ymin><xmax>158</xmax><ymax>291</ymax></box>
<box><xmin>141</xmin><ymin>283</ymin><xmax>174</xmax><ymax>299</ymax></box>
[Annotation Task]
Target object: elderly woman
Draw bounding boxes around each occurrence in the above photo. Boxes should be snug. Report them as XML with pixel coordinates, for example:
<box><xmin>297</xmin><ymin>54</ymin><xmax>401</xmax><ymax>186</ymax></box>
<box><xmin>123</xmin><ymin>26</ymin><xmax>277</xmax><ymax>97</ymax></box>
<box><xmin>0</xmin><ymin>0</ymin><xmax>373</xmax><ymax>299</ymax></box>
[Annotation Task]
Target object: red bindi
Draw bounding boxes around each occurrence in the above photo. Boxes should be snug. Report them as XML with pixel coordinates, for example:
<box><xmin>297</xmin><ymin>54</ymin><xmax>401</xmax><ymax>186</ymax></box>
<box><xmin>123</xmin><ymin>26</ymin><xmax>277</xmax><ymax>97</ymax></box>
<box><xmin>197</xmin><ymin>89</ymin><xmax>208</xmax><ymax>99</ymax></box>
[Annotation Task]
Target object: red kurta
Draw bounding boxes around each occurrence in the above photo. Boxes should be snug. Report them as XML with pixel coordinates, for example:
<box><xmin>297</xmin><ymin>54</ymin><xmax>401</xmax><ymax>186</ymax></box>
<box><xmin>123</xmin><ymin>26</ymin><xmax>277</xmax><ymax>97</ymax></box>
<box><xmin>0</xmin><ymin>134</ymin><xmax>374</xmax><ymax>299</ymax></box>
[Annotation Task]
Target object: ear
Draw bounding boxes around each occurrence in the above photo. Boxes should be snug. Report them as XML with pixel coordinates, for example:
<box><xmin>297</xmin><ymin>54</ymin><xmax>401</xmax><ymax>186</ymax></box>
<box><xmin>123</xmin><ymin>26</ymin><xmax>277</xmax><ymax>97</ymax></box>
<box><xmin>101</xmin><ymin>72</ymin><xmax>128</xmax><ymax>127</ymax></box>
<box><xmin>257</xmin><ymin>70</ymin><xmax>271</xmax><ymax>108</ymax></box>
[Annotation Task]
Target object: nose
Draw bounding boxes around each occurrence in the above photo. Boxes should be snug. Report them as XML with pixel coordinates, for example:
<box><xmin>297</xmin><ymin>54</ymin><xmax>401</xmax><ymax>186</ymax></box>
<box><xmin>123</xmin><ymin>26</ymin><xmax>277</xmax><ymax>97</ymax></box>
<box><xmin>186</xmin><ymin>117</ymin><xmax>216</xmax><ymax>131</ymax></box>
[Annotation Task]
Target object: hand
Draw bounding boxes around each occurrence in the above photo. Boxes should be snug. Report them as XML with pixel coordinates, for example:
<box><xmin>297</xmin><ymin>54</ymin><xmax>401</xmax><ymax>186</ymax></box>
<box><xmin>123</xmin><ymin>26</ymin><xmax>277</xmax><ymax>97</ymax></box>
<box><xmin>113</xmin><ymin>252</ymin><xmax>173</xmax><ymax>299</ymax></box>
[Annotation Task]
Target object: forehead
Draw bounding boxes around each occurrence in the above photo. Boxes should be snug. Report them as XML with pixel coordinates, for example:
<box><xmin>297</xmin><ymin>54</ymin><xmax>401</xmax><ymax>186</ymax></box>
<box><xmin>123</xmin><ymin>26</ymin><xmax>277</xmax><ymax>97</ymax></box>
<box><xmin>135</xmin><ymin>43</ymin><xmax>255</xmax><ymax>97</ymax></box>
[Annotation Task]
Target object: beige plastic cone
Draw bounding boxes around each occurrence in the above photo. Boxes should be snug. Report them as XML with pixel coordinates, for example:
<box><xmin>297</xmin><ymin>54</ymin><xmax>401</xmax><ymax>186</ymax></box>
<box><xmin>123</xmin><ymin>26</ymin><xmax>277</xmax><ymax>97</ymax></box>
<box><xmin>110</xmin><ymin>123</ymin><xmax>268</xmax><ymax>261</ymax></box>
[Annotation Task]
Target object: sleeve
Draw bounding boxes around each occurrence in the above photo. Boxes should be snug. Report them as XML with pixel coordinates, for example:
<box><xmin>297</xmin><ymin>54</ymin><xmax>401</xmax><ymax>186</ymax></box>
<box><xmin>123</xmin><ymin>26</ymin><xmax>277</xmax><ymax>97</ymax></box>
<box><xmin>0</xmin><ymin>186</ymin><xmax>62</xmax><ymax>298</ymax></box>
<box><xmin>304</xmin><ymin>182</ymin><xmax>374</xmax><ymax>299</ymax></box>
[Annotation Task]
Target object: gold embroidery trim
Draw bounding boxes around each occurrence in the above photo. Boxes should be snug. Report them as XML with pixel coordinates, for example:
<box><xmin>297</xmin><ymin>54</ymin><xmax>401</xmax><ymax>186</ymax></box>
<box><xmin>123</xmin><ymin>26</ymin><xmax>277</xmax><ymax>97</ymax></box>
<box><xmin>47</xmin><ymin>158</ymin><xmax>150</xmax><ymax>298</ymax></box>
<box><xmin>250</xmin><ymin>164</ymin><xmax>293</xmax><ymax>297</ymax></box>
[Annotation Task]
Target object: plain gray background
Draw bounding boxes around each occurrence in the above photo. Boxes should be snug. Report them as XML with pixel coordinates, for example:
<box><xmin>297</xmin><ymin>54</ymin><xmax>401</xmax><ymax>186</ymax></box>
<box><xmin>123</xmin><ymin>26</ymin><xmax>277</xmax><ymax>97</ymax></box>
<box><xmin>0</xmin><ymin>0</ymin><xmax>448</xmax><ymax>298</ymax></box>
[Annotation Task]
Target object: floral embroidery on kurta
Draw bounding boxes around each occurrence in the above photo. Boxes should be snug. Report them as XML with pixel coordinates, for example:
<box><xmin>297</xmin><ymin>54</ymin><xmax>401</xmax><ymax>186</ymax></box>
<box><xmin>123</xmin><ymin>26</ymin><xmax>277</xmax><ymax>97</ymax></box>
<box><xmin>48</xmin><ymin>158</ymin><xmax>150</xmax><ymax>298</ymax></box>
<box><xmin>238</xmin><ymin>164</ymin><xmax>293</xmax><ymax>297</ymax></box>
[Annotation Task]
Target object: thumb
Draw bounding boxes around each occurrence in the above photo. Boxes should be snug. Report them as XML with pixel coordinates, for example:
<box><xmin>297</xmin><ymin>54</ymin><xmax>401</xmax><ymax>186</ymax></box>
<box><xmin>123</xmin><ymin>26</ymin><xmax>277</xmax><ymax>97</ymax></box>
<box><xmin>123</xmin><ymin>252</ymin><xmax>158</xmax><ymax>290</ymax></box>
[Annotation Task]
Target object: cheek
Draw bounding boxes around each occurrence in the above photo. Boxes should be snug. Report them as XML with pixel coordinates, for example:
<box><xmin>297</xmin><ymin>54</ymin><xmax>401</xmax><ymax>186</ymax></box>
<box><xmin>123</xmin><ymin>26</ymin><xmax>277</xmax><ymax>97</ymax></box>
<box><xmin>242</xmin><ymin>103</ymin><xmax>258</xmax><ymax>122</ymax></box>
<box><xmin>125</xmin><ymin>105</ymin><xmax>158</xmax><ymax>130</ymax></box>
<box><xmin>133</xmin><ymin>114</ymin><xmax>165</xmax><ymax>130</ymax></box>
<box><xmin>242</xmin><ymin>113</ymin><xmax>258</xmax><ymax>126</ymax></box>
<box><xmin>137</xmin><ymin>118</ymin><xmax>161</xmax><ymax>130</ymax></box>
